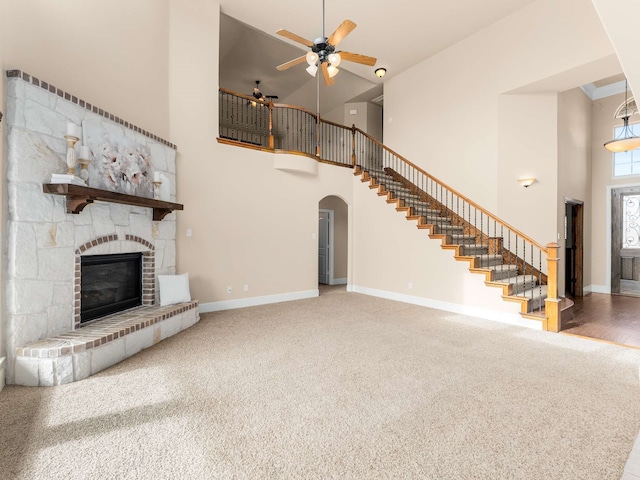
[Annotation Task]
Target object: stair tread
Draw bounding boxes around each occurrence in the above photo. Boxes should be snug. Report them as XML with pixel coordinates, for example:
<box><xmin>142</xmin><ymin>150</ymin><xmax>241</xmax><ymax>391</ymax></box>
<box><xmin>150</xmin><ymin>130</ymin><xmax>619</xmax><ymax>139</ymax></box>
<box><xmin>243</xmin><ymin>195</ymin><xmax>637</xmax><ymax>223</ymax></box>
<box><xmin>364</xmin><ymin>167</ymin><xmax>550</xmax><ymax>317</ymax></box>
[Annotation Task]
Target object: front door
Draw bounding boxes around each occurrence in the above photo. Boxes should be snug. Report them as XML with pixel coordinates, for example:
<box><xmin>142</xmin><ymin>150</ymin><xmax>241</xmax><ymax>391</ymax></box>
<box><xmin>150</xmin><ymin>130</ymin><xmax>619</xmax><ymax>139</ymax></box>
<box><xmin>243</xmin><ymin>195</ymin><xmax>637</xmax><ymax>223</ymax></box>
<box><xmin>318</xmin><ymin>210</ymin><xmax>331</xmax><ymax>285</ymax></box>
<box><xmin>612</xmin><ymin>186</ymin><xmax>640</xmax><ymax>296</ymax></box>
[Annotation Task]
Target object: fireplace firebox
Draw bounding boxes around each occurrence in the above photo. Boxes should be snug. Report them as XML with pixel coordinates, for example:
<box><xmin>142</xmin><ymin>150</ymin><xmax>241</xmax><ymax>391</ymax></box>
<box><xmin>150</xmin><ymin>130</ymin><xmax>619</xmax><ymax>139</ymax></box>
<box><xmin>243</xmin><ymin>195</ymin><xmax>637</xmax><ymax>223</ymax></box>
<box><xmin>81</xmin><ymin>253</ymin><xmax>143</xmax><ymax>324</ymax></box>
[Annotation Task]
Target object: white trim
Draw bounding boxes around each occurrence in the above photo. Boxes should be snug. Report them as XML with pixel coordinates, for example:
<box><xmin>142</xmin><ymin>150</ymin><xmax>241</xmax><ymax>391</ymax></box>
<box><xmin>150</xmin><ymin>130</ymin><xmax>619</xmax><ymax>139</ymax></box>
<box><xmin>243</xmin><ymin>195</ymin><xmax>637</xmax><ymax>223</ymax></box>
<box><xmin>319</xmin><ymin>209</ymin><xmax>334</xmax><ymax>285</ymax></box>
<box><xmin>608</xmin><ymin>183</ymin><xmax>640</xmax><ymax>294</ymax></box>
<box><xmin>0</xmin><ymin>357</ymin><xmax>5</xmax><ymax>392</ymax></box>
<box><xmin>581</xmin><ymin>80</ymin><xmax>627</xmax><ymax>101</ymax></box>
<box><xmin>199</xmin><ymin>290</ymin><xmax>319</xmax><ymax>313</ymax></box>
<box><xmin>330</xmin><ymin>277</ymin><xmax>347</xmax><ymax>285</ymax></box>
<box><xmin>585</xmin><ymin>284</ymin><xmax>611</xmax><ymax>294</ymax></box>
<box><xmin>580</xmin><ymin>83</ymin><xmax>597</xmax><ymax>100</ymax></box>
<box><xmin>350</xmin><ymin>285</ymin><xmax>542</xmax><ymax>330</ymax></box>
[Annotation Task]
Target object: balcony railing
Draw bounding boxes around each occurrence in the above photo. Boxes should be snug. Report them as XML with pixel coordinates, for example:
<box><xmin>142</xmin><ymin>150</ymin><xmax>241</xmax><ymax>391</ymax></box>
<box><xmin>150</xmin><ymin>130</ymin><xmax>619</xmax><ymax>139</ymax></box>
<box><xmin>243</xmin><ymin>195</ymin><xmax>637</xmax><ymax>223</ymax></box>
<box><xmin>218</xmin><ymin>88</ymin><xmax>560</xmax><ymax>330</ymax></box>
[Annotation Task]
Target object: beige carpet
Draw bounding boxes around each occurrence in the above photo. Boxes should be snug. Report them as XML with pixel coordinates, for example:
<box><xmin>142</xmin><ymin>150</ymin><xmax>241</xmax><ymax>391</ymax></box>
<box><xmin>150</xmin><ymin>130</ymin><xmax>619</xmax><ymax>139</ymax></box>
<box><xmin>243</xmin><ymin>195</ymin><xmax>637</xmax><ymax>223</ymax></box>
<box><xmin>1</xmin><ymin>286</ymin><xmax>640</xmax><ymax>479</ymax></box>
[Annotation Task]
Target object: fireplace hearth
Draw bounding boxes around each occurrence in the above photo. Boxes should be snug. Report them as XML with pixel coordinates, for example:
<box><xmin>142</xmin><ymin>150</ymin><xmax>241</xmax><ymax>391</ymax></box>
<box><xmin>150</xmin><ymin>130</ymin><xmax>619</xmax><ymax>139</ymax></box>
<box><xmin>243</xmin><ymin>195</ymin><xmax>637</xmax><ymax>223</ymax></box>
<box><xmin>81</xmin><ymin>253</ymin><xmax>143</xmax><ymax>323</ymax></box>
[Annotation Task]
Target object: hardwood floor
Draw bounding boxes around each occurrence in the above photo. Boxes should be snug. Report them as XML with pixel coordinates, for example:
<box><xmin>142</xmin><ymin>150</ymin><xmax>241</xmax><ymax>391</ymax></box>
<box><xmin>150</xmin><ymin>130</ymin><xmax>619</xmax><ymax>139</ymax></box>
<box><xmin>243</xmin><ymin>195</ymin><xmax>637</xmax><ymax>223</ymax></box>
<box><xmin>561</xmin><ymin>293</ymin><xmax>640</xmax><ymax>349</ymax></box>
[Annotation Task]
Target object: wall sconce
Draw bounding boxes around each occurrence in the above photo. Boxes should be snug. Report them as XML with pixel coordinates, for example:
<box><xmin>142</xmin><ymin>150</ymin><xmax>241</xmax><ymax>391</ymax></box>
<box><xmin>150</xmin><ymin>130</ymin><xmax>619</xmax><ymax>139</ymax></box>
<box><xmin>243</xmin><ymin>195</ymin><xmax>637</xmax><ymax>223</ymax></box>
<box><xmin>375</xmin><ymin>67</ymin><xmax>386</xmax><ymax>78</ymax></box>
<box><xmin>517</xmin><ymin>177</ymin><xmax>536</xmax><ymax>188</ymax></box>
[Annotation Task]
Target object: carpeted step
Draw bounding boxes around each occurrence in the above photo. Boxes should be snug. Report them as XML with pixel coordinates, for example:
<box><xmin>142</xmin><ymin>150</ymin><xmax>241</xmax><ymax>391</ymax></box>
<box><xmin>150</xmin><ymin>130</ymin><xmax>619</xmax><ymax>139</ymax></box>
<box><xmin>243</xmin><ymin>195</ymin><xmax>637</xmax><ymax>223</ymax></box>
<box><xmin>436</xmin><ymin>224</ymin><xmax>465</xmax><ymax>234</ymax></box>
<box><xmin>460</xmin><ymin>244</ymin><xmax>489</xmax><ymax>255</ymax></box>
<box><xmin>420</xmin><ymin>216</ymin><xmax>454</xmax><ymax>226</ymax></box>
<box><xmin>499</xmin><ymin>274</ymin><xmax>540</xmax><ymax>294</ymax></box>
<box><xmin>473</xmin><ymin>254</ymin><xmax>504</xmax><ymax>267</ymax></box>
<box><xmin>488</xmin><ymin>264</ymin><xmax>520</xmax><ymax>281</ymax></box>
<box><xmin>408</xmin><ymin>204</ymin><xmax>442</xmax><ymax>216</ymax></box>
<box><xmin>514</xmin><ymin>285</ymin><xmax>548</xmax><ymax>312</ymax></box>
<box><xmin>449</xmin><ymin>234</ymin><xmax>477</xmax><ymax>245</ymax></box>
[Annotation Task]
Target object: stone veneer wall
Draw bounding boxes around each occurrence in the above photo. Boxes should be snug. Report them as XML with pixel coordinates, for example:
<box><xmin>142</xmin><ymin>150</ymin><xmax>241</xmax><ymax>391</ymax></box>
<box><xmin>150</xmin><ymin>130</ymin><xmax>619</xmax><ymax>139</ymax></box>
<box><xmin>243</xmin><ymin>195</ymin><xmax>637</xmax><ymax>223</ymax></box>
<box><xmin>3</xmin><ymin>71</ymin><xmax>178</xmax><ymax>384</ymax></box>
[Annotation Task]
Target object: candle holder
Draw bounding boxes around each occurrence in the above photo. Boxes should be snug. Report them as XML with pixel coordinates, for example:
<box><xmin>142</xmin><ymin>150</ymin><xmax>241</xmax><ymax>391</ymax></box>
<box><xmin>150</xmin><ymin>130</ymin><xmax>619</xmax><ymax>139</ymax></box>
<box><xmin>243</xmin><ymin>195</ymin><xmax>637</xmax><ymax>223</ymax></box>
<box><xmin>63</xmin><ymin>135</ymin><xmax>79</xmax><ymax>175</ymax></box>
<box><xmin>78</xmin><ymin>158</ymin><xmax>91</xmax><ymax>184</ymax></box>
<box><xmin>152</xmin><ymin>181</ymin><xmax>162</xmax><ymax>200</ymax></box>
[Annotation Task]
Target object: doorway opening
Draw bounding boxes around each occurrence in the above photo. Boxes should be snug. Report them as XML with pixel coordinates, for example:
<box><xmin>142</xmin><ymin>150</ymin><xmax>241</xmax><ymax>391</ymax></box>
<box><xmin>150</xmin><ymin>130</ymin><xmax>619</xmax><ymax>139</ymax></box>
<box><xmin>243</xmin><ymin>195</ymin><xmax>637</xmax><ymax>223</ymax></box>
<box><xmin>564</xmin><ymin>200</ymin><xmax>584</xmax><ymax>298</ymax></box>
<box><xmin>318</xmin><ymin>196</ymin><xmax>348</xmax><ymax>291</ymax></box>
<box><xmin>611</xmin><ymin>186</ymin><xmax>640</xmax><ymax>296</ymax></box>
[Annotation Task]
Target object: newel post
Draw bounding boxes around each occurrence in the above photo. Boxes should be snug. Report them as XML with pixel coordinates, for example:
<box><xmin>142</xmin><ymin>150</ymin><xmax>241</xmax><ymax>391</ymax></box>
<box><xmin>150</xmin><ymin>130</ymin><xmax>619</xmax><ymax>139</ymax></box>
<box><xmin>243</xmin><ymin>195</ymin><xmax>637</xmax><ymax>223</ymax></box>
<box><xmin>351</xmin><ymin>124</ymin><xmax>357</xmax><ymax>167</ymax></box>
<box><xmin>268</xmin><ymin>100</ymin><xmax>275</xmax><ymax>150</ymax></box>
<box><xmin>544</xmin><ymin>242</ymin><xmax>560</xmax><ymax>332</ymax></box>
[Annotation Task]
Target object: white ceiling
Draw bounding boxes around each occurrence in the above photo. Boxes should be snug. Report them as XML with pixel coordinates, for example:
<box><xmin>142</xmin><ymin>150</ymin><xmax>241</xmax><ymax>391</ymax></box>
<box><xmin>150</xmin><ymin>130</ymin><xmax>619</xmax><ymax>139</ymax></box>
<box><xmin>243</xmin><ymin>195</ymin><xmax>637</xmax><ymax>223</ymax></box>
<box><xmin>218</xmin><ymin>0</ymin><xmax>621</xmax><ymax>114</ymax></box>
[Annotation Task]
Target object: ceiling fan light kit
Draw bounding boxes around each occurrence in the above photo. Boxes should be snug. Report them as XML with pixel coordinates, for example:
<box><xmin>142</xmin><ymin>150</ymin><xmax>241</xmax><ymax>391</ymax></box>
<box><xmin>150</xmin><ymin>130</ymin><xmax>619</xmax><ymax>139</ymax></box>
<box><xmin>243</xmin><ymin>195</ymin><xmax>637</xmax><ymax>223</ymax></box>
<box><xmin>249</xmin><ymin>80</ymin><xmax>278</xmax><ymax>105</ymax></box>
<box><xmin>275</xmin><ymin>2</ymin><xmax>377</xmax><ymax>86</ymax></box>
<box><xmin>306</xmin><ymin>64</ymin><xmax>318</xmax><ymax>77</ymax></box>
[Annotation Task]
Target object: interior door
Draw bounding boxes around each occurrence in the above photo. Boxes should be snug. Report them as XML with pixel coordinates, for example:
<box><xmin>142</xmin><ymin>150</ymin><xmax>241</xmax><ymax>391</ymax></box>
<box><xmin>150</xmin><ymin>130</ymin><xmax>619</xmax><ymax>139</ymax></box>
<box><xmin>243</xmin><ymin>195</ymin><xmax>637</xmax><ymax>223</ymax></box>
<box><xmin>564</xmin><ymin>201</ymin><xmax>584</xmax><ymax>298</ymax></box>
<box><xmin>612</xmin><ymin>187</ymin><xmax>640</xmax><ymax>296</ymax></box>
<box><xmin>318</xmin><ymin>210</ymin><xmax>330</xmax><ymax>285</ymax></box>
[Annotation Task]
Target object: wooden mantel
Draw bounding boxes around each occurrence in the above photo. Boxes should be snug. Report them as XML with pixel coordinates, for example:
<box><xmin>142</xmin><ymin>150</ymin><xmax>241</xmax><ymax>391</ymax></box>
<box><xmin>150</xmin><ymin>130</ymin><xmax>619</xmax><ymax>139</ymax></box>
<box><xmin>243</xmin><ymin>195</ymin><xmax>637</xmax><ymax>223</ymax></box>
<box><xmin>43</xmin><ymin>183</ymin><xmax>184</xmax><ymax>221</ymax></box>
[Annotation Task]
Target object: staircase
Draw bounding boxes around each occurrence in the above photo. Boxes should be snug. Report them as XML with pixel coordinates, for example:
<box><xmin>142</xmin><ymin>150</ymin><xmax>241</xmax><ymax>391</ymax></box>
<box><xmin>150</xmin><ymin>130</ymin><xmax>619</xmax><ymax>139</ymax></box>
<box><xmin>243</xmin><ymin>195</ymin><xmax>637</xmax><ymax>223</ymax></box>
<box><xmin>218</xmin><ymin>87</ymin><xmax>564</xmax><ymax>330</ymax></box>
<box><xmin>355</xmin><ymin>165</ymin><xmax>548</xmax><ymax>319</ymax></box>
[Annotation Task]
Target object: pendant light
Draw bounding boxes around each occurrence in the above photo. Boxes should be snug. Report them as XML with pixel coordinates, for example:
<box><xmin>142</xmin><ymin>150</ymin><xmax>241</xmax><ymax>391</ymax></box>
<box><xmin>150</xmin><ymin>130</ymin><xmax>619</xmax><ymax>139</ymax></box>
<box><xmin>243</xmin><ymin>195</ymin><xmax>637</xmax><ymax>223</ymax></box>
<box><xmin>604</xmin><ymin>80</ymin><xmax>640</xmax><ymax>153</ymax></box>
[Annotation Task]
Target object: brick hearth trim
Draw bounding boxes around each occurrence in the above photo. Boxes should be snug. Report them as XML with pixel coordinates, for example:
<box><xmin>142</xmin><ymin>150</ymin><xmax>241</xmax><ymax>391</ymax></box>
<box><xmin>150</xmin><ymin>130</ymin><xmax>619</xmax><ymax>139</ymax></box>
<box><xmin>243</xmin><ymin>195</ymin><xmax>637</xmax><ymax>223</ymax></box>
<box><xmin>16</xmin><ymin>301</ymin><xmax>199</xmax><ymax>358</ymax></box>
<box><xmin>6</xmin><ymin>69</ymin><xmax>176</xmax><ymax>150</ymax></box>
<box><xmin>74</xmin><ymin>234</ymin><xmax>157</xmax><ymax>329</ymax></box>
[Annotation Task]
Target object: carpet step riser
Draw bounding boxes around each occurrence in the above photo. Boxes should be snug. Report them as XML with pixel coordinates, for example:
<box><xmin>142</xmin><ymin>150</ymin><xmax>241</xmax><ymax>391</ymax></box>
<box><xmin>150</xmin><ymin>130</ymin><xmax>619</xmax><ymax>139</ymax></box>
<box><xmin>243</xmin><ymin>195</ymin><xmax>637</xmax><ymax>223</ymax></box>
<box><xmin>491</xmin><ymin>268</ymin><xmax>520</xmax><ymax>281</ymax></box>
<box><xmin>450</xmin><ymin>236</ymin><xmax>478</xmax><ymax>245</ymax></box>
<box><xmin>462</xmin><ymin>246</ymin><xmax>490</xmax><ymax>255</ymax></box>
<box><xmin>475</xmin><ymin>257</ymin><xmax>505</xmax><ymax>267</ymax></box>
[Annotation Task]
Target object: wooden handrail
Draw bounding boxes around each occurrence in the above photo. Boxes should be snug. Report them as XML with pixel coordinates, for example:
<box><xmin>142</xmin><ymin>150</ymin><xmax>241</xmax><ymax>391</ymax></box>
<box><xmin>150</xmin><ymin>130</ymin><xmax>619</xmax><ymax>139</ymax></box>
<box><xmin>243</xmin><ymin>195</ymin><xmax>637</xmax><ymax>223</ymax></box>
<box><xmin>272</xmin><ymin>103</ymin><xmax>318</xmax><ymax>119</ymax></box>
<box><xmin>219</xmin><ymin>87</ymin><xmax>546</xmax><ymax>253</ymax></box>
<box><xmin>218</xmin><ymin>87</ymin><xmax>270</xmax><ymax>106</ymax></box>
<box><xmin>351</xmin><ymin>126</ymin><xmax>548</xmax><ymax>254</ymax></box>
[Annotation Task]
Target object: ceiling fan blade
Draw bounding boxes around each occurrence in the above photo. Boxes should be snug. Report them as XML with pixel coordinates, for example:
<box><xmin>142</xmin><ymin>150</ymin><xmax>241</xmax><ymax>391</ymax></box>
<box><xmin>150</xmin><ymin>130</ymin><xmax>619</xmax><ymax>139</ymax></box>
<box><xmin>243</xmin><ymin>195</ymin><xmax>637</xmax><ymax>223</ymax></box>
<box><xmin>327</xmin><ymin>19</ymin><xmax>356</xmax><ymax>47</ymax></box>
<box><xmin>276</xmin><ymin>29</ymin><xmax>313</xmax><ymax>47</ymax></box>
<box><xmin>321</xmin><ymin>62</ymin><xmax>335</xmax><ymax>86</ymax></box>
<box><xmin>338</xmin><ymin>51</ymin><xmax>377</xmax><ymax>66</ymax></box>
<box><xmin>276</xmin><ymin>55</ymin><xmax>307</xmax><ymax>71</ymax></box>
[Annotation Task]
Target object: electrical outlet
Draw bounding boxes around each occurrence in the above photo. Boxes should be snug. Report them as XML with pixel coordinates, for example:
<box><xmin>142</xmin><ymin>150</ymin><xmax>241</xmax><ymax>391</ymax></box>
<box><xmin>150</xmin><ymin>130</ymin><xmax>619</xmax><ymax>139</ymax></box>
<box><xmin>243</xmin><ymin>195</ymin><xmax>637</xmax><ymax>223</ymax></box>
<box><xmin>408</xmin><ymin>282</ymin><xmax>413</xmax><ymax>289</ymax></box>
<box><xmin>226</xmin><ymin>285</ymin><xmax>232</xmax><ymax>294</ymax></box>
<box><xmin>243</xmin><ymin>284</ymin><xmax>249</xmax><ymax>292</ymax></box>
<box><xmin>186</xmin><ymin>229</ymin><xmax>192</xmax><ymax>237</ymax></box>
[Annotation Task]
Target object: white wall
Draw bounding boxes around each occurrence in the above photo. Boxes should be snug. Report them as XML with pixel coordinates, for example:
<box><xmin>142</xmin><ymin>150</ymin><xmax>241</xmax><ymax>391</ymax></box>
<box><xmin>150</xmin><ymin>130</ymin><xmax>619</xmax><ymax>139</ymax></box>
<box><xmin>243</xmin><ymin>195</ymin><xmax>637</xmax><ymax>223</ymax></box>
<box><xmin>497</xmin><ymin>93</ymin><xmax>558</xmax><ymax>245</ymax></box>
<box><xmin>384</xmin><ymin>0</ymin><xmax>614</xmax><ymax>237</ymax></box>
<box><xmin>1</xmin><ymin>0</ymin><xmax>170</xmax><ymax>138</ymax></box>
<box><xmin>169</xmin><ymin>0</ymin><xmax>356</xmax><ymax>306</ymax></box>
<box><xmin>590</xmin><ymin>0</ymin><xmax>640</xmax><ymax>98</ymax></box>
<box><xmin>0</xmin><ymin>19</ymin><xmax>6</xmax><ymax>390</ymax></box>
<box><xmin>557</xmin><ymin>87</ymin><xmax>593</xmax><ymax>295</ymax></box>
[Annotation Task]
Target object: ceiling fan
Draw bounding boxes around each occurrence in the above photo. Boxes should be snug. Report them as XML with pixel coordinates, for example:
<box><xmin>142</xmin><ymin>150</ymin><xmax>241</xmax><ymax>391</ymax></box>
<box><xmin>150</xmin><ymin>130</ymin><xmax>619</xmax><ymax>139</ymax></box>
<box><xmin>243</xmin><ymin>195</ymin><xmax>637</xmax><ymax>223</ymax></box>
<box><xmin>251</xmin><ymin>80</ymin><xmax>278</xmax><ymax>102</ymax></box>
<box><xmin>275</xmin><ymin>1</ymin><xmax>377</xmax><ymax>86</ymax></box>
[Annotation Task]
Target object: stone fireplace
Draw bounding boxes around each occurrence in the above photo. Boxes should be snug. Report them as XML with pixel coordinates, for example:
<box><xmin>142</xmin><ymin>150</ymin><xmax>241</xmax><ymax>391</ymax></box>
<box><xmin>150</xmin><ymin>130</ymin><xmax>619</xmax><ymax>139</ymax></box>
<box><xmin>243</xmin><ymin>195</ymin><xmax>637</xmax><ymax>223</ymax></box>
<box><xmin>3</xmin><ymin>70</ymin><xmax>198</xmax><ymax>386</ymax></box>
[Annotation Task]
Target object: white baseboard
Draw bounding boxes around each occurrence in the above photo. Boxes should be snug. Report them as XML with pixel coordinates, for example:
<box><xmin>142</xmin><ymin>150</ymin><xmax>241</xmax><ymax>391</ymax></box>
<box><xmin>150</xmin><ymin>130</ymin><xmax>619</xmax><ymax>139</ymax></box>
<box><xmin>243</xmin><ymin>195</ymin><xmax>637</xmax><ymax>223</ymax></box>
<box><xmin>330</xmin><ymin>278</ymin><xmax>347</xmax><ymax>285</ymax></box>
<box><xmin>585</xmin><ymin>285</ymin><xmax>610</xmax><ymax>294</ymax></box>
<box><xmin>0</xmin><ymin>357</ymin><xmax>5</xmax><ymax>392</ymax></box>
<box><xmin>199</xmin><ymin>289</ymin><xmax>319</xmax><ymax>313</ymax></box>
<box><xmin>350</xmin><ymin>285</ymin><xmax>542</xmax><ymax>330</ymax></box>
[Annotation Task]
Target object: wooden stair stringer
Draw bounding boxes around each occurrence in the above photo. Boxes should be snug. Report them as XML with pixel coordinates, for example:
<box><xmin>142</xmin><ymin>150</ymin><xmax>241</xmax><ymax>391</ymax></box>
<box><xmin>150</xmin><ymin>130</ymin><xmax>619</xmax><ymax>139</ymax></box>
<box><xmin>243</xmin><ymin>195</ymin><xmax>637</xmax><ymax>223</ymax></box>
<box><xmin>383</xmin><ymin>167</ymin><xmax>547</xmax><ymax>285</ymax></box>
<box><xmin>355</xmin><ymin>167</ymin><xmax>544</xmax><ymax>322</ymax></box>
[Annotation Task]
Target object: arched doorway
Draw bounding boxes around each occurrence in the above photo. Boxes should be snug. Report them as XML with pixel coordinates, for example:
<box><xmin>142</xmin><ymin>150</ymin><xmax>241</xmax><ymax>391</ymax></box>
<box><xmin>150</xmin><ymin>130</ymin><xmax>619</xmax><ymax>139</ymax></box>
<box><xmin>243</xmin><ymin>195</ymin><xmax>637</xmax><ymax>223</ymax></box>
<box><xmin>319</xmin><ymin>196</ymin><xmax>348</xmax><ymax>289</ymax></box>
